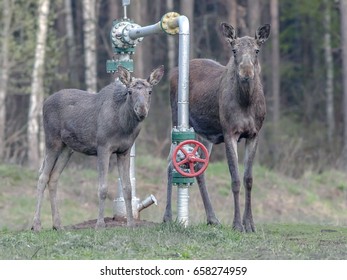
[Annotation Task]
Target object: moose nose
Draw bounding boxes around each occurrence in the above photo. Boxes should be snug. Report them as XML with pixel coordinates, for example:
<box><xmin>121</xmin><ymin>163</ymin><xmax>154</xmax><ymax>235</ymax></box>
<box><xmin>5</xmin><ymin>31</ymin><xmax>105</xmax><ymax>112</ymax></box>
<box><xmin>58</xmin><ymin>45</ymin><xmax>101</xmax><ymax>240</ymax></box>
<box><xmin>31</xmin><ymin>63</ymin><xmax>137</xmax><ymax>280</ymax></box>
<box><xmin>241</xmin><ymin>76</ymin><xmax>250</xmax><ymax>82</ymax></box>
<box><xmin>239</xmin><ymin>54</ymin><xmax>254</xmax><ymax>82</ymax></box>
<box><xmin>134</xmin><ymin>105</ymin><xmax>148</xmax><ymax>121</ymax></box>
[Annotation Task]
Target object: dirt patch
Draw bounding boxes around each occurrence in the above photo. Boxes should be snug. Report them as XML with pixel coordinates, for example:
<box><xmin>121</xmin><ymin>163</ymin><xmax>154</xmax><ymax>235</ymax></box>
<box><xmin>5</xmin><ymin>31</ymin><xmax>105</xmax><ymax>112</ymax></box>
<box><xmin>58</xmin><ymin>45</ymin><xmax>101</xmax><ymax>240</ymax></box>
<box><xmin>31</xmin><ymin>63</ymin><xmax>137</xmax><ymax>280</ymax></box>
<box><xmin>65</xmin><ymin>216</ymin><xmax>157</xmax><ymax>230</ymax></box>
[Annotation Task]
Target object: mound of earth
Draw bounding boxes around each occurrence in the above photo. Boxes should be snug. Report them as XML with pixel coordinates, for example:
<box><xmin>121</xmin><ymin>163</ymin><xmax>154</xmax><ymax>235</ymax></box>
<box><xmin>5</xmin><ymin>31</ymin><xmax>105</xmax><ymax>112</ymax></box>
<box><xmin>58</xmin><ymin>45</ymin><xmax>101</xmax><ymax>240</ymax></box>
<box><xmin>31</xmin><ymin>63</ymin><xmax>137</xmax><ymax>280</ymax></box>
<box><xmin>65</xmin><ymin>216</ymin><xmax>157</xmax><ymax>230</ymax></box>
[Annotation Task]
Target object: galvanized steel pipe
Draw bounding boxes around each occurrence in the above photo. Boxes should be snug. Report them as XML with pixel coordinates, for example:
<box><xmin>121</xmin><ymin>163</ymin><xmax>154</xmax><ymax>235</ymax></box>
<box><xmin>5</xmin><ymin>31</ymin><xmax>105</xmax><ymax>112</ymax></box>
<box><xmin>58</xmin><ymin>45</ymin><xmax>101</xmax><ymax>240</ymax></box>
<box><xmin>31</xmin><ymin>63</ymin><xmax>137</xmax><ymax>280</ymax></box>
<box><xmin>128</xmin><ymin>22</ymin><xmax>162</xmax><ymax>39</ymax></box>
<box><xmin>168</xmin><ymin>16</ymin><xmax>190</xmax><ymax>130</ymax></box>
<box><xmin>177</xmin><ymin>185</ymin><xmax>189</xmax><ymax>226</ymax></box>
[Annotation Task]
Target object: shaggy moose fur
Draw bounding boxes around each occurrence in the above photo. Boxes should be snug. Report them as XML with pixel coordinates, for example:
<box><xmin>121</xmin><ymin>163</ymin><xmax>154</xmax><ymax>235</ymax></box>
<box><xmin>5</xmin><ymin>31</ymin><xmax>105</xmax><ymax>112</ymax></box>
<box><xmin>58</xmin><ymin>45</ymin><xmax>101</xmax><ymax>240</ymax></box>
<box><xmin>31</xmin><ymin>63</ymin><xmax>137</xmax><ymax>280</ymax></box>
<box><xmin>163</xmin><ymin>23</ymin><xmax>270</xmax><ymax>232</ymax></box>
<box><xmin>32</xmin><ymin>65</ymin><xmax>164</xmax><ymax>231</ymax></box>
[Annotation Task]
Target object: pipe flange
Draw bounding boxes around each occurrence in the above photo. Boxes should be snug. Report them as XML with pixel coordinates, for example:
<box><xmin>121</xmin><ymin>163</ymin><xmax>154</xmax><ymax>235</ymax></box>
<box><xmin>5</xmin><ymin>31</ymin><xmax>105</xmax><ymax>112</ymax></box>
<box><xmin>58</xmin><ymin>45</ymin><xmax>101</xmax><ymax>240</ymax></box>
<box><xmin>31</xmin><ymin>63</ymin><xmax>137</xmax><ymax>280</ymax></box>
<box><xmin>122</xmin><ymin>23</ymin><xmax>143</xmax><ymax>45</ymax></box>
<box><xmin>161</xmin><ymin>12</ymin><xmax>180</xmax><ymax>35</ymax></box>
<box><xmin>111</xmin><ymin>20</ymin><xmax>143</xmax><ymax>49</ymax></box>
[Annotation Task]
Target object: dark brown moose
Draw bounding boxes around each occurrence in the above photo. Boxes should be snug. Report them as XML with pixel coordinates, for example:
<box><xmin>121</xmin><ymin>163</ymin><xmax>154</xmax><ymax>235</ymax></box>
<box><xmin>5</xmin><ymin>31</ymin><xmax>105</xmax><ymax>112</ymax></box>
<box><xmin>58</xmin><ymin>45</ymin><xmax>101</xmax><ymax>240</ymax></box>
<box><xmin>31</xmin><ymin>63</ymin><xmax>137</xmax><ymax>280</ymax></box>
<box><xmin>164</xmin><ymin>23</ymin><xmax>270</xmax><ymax>232</ymax></box>
<box><xmin>32</xmin><ymin>65</ymin><xmax>164</xmax><ymax>231</ymax></box>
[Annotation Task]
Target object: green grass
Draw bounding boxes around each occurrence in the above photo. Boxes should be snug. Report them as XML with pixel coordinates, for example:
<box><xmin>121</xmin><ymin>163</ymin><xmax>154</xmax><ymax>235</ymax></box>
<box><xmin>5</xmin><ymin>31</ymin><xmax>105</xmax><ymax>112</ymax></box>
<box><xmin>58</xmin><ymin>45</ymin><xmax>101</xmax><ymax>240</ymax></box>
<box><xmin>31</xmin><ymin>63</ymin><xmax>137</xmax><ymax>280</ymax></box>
<box><xmin>0</xmin><ymin>223</ymin><xmax>346</xmax><ymax>260</ymax></box>
<box><xmin>0</xmin><ymin>158</ymin><xmax>347</xmax><ymax>259</ymax></box>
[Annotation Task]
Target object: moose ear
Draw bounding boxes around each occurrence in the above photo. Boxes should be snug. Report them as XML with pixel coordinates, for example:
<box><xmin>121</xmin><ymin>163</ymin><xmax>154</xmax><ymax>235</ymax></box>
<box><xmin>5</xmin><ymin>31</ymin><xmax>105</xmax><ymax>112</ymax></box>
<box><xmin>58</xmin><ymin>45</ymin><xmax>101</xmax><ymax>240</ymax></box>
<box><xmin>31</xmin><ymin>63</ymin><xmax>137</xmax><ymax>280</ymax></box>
<box><xmin>147</xmin><ymin>65</ymin><xmax>164</xmax><ymax>86</ymax></box>
<box><xmin>255</xmin><ymin>24</ymin><xmax>271</xmax><ymax>46</ymax></box>
<box><xmin>118</xmin><ymin>66</ymin><xmax>132</xmax><ymax>86</ymax></box>
<box><xmin>220</xmin><ymin>22</ymin><xmax>237</xmax><ymax>45</ymax></box>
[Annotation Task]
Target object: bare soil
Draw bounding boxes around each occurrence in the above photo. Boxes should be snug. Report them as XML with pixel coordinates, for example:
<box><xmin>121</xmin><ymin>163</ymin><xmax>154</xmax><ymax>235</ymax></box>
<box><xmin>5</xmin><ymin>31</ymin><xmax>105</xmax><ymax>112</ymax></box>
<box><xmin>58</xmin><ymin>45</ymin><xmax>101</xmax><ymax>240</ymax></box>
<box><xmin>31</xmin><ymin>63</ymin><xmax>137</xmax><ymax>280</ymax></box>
<box><xmin>65</xmin><ymin>216</ymin><xmax>157</xmax><ymax>230</ymax></box>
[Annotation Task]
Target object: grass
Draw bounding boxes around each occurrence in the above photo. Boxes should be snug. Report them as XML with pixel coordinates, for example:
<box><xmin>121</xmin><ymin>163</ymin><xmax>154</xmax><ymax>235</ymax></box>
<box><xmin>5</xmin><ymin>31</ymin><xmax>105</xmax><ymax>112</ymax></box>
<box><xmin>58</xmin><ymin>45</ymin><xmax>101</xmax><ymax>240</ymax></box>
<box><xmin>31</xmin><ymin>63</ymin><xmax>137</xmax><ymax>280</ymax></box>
<box><xmin>0</xmin><ymin>223</ymin><xmax>346</xmax><ymax>260</ymax></box>
<box><xmin>0</xmin><ymin>156</ymin><xmax>346</xmax><ymax>259</ymax></box>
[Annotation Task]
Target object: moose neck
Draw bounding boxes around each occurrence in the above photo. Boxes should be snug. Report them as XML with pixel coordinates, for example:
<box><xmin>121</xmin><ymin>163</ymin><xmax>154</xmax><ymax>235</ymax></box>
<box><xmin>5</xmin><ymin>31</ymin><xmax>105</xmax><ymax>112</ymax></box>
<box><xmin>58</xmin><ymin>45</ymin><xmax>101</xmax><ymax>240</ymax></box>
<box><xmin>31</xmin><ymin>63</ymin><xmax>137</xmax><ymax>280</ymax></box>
<box><xmin>236</xmin><ymin>77</ymin><xmax>255</xmax><ymax>107</ymax></box>
<box><xmin>226</xmin><ymin>62</ymin><xmax>256</xmax><ymax>108</ymax></box>
<box><xmin>117</xmin><ymin>94</ymin><xmax>142</xmax><ymax>135</ymax></box>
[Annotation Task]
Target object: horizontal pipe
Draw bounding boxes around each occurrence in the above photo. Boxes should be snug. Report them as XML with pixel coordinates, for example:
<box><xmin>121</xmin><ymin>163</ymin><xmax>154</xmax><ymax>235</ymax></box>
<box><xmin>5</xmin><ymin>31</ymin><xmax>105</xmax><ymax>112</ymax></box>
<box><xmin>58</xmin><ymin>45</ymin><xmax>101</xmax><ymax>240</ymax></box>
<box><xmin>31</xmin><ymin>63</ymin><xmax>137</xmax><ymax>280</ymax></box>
<box><xmin>128</xmin><ymin>22</ymin><xmax>162</xmax><ymax>40</ymax></box>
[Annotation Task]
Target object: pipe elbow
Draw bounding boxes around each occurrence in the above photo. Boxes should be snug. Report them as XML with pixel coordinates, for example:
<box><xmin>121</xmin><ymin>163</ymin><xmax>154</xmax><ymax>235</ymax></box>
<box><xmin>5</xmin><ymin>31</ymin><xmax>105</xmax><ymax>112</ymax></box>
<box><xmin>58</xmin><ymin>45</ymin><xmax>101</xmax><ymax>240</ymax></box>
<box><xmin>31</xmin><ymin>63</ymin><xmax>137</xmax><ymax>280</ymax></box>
<box><xmin>177</xmin><ymin>15</ymin><xmax>190</xmax><ymax>35</ymax></box>
<box><xmin>161</xmin><ymin>13</ymin><xmax>190</xmax><ymax>36</ymax></box>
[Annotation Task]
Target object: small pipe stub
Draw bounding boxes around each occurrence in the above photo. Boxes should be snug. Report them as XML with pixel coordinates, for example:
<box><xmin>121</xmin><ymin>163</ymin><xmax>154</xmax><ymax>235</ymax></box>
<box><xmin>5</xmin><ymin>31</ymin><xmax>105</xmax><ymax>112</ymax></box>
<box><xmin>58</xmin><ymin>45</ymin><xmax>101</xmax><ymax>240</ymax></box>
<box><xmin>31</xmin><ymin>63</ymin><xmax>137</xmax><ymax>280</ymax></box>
<box><xmin>161</xmin><ymin>12</ymin><xmax>180</xmax><ymax>35</ymax></box>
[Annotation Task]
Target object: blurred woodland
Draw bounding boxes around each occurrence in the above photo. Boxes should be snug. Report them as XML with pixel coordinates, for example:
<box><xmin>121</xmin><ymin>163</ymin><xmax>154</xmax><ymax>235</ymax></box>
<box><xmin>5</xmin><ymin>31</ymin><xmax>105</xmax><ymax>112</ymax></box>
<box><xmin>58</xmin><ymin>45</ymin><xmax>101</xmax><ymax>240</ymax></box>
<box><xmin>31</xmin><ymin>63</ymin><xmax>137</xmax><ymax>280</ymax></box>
<box><xmin>1</xmin><ymin>0</ymin><xmax>347</xmax><ymax>177</ymax></box>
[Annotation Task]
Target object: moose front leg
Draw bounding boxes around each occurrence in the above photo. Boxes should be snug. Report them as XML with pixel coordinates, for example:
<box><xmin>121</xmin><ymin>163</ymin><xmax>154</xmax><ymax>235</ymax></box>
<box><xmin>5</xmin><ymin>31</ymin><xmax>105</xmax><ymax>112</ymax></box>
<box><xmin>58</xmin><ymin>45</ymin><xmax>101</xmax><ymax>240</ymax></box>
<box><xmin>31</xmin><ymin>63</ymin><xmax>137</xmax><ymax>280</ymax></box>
<box><xmin>225</xmin><ymin>135</ymin><xmax>243</xmax><ymax>232</ymax></box>
<box><xmin>117</xmin><ymin>152</ymin><xmax>135</xmax><ymax>227</ymax></box>
<box><xmin>243</xmin><ymin>136</ymin><xmax>258</xmax><ymax>232</ymax></box>
<box><xmin>96</xmin><ymin>148</ymin><xmax>111</xmax><ymax>229</ymax></box>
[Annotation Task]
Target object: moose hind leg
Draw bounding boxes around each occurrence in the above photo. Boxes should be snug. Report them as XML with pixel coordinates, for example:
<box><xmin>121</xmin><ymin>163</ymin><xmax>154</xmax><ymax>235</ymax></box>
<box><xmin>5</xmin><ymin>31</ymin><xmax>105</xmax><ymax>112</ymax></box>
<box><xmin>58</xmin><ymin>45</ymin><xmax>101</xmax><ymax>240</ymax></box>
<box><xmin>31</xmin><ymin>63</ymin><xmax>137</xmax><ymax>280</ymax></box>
<box><xmin>32</xmin><ymin>149</ymin><xmax>61</xmax><ymax>231</ymax></box>
<box><xmin>163</xmin><ymin>143</ymin><xmax>177</xmax><ymax>223</ymax></box>
<box><xmin>163</xmin><ymin>161</ymin><xmax>174</xmax><ymax>223</ymax></box>
<box><xmin>196</xmin><ymin>172</ymin><xmax>220</xmax><ymax>225</ymax></box>
<box><xmin>196</xmin><ymin>141</ymin><xmax>220</xmax><ymax>225</ymax></box>
<box><xmin>47</xmin><ymin>147</ymin><xmax>73</xmax><ymax>230</ymax></box>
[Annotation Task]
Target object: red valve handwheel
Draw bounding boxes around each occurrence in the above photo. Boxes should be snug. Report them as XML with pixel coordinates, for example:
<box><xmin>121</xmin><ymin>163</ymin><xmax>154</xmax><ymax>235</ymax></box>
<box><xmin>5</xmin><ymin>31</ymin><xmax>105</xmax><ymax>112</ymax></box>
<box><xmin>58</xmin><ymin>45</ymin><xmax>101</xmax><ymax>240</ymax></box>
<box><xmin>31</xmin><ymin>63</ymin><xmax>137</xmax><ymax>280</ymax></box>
<box><xmin>172</xmin><ymin>140</ymin><xmax>209</xmax><ymax>177</ymax></box>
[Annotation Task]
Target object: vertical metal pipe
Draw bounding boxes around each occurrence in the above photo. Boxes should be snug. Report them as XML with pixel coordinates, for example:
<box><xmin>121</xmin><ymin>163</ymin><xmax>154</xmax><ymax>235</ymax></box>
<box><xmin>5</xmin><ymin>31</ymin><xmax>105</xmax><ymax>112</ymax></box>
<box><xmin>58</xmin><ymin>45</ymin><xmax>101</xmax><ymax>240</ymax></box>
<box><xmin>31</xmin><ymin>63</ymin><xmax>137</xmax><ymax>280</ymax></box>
<box><xmin>177</xmin><ymin>16</ymin><xmax>190</xmax><ymax>130</ymax></box>
<box><xmin>122</xmin><ymin>0</ymin><xmax>130</xmax><ymax>19</ymax></box>
<box><xmin>177</xmin><ymin>186</ymin><xmax>189</xmax><ymax>226</ymax></box>
<box><xmin>173</xmin><ymin>16</ymin><xmax>191</xmax><ymax>226</ymax></box>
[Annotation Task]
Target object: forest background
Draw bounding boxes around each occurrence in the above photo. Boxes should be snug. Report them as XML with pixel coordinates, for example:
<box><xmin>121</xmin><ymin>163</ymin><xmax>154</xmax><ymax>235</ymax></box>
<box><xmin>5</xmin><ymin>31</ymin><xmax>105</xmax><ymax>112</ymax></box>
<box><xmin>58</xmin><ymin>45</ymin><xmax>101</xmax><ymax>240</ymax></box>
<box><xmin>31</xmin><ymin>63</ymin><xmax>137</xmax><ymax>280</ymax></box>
<box><xmin>1</xmin><ymin>0</ymin><xmax>347</xmax><ymax>179</ymax></box>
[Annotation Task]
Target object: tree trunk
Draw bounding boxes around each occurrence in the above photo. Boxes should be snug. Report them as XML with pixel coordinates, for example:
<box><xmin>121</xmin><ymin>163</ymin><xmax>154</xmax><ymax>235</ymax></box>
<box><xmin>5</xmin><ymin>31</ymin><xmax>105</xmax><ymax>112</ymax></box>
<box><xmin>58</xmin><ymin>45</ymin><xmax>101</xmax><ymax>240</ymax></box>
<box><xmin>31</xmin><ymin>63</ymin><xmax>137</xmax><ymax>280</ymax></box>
<box><xmin>270</xmin><ymin>0</ymin><xmax>280</xmax><ymax>164</ymax></box>
<box><xmin>323</xmin><ymin>0</ymin><xmax>335</xmax><ymax>146</ymax></box>
<box><xmin>131</xmin><ymin>0</ymin><xmax>147</xmax><ymax>77</ymax></box>
<box><xmin>167</xmin><ymin>0</ymin><xmax>176</xmax><ymax>70</ymax></box>
<box><xmin>270</xmin><ymin>0</ymin><xmax>280</xmax><ymax>126</ymax></box>
<box><xmin>340</xmin><ymin>0</ymin><xmax>347</xmax><ymax>168</ymax></box>
<box><xmin>227</xmin><ymin>0</ymin><xmax>237</xmax><ymax>28</ymax></box>
<box><xmin>180</xmin><ymin>0</ymin><xmax>194</xmax><ymax>58</ymax></box>
<box><xmin>82</xmin><ymin>0</ymin><xmax>97</xmax><ymax>92</ymax></box>
<box><xmin>0</xmin><ymin>0</ymin><xmax>12</xmax><ymax>161</ymax></box>
<box><xmin>247</xmin><ymin>0</ymin><xmax>260</xmax><ymax>34</ymax></box>
<box><xmin>27</xmin><ymin>0</ymin><xmax>50</xmax><ymax>167</ymax></box>
<box><xmin>65</xmin><ymin>0</ymin><xmax>79</xmax><ymax>87</ymax></box>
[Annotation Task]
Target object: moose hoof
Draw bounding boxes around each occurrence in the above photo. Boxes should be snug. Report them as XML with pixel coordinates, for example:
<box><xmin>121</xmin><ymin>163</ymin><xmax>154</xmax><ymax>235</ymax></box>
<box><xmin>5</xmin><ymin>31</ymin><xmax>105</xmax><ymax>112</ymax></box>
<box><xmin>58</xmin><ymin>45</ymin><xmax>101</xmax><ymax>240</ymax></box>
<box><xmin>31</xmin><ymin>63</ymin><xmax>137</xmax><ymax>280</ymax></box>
<box><xmin>243</xmin><ymin>221</ymin><xmax>256</xmax><ymax>233</ymax></box>
<box><xmin>52</xmin><ymin>225</ymin><xmax>62</xmax><ymax>231</ymax></box>
<box><xmin>31</xmin><ymin>221</ymin><xmax>42</xmax><ymax>232</ymax></box>
<box><xmin>31</xmin><ymin>225</ymin><xmax>41</xmax><ymax>232</ymax></box>
<box><xmin>232</xmin><ymin>222</ymin><xmax>244</xmax><ymax>232</ymax></box>
<box><xmin>163</xmin><ymin>214</ymin><xmax>172</xmax><ymax>223</ymax></box>
<box><xmin>207</xmin><ymin>217</ymin><xmax>221</xmax><ymax>226</ymax></box>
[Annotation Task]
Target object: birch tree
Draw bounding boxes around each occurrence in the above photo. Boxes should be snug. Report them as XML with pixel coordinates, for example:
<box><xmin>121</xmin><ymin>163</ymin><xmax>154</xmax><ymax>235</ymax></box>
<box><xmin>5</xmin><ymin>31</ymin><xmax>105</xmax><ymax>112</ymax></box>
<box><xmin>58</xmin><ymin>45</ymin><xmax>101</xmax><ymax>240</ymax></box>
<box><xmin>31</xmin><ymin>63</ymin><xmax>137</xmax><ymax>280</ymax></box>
<box><xmin>82</xmin><ymin>0</ymin><xmax>97</xmax><ymax>92</ymax></box>
<box><xmin>27</xmin><ymin>0</ymin><xmax>50</xmax><ymax>167</ymax></box>
<box><xmin>0</xmin><ymin>0</ymin><xmax>13</xmax><ymax>161</ymax></box>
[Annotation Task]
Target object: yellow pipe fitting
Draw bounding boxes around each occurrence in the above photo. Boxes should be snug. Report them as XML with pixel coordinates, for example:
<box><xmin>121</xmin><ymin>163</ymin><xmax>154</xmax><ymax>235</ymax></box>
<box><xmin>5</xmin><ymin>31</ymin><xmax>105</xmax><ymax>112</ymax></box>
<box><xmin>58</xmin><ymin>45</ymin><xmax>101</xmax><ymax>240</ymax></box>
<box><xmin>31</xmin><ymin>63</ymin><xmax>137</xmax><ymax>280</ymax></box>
<box><xmin>161</xmin><ymin>12</ymin><xmax>180</xmax><ymax>35</ymax></box>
